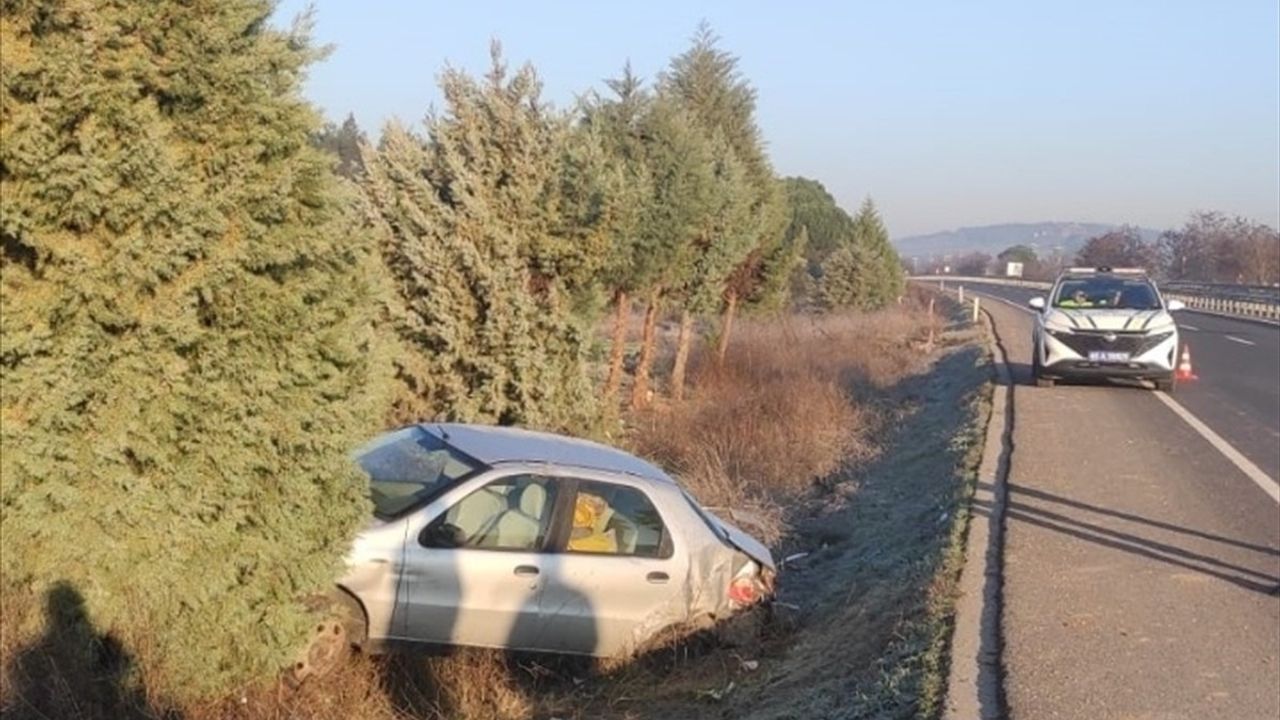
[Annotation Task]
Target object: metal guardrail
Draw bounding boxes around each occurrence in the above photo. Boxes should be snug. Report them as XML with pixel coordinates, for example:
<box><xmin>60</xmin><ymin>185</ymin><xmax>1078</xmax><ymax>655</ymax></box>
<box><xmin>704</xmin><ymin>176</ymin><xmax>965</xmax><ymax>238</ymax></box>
<box><xmin>1161</xmin><ymin>293</ymin><xmax>1280</xmax><ymax>322</ymax></box>
<box><xmin>911</xmin><ymin>275</ymin><xmax>1280</xmax><ymax>323</ymax></box>
<box><xmin>1160</xmin><ymin>281</ymin><xmax>1280</xmax><ymax>304</ymax></box>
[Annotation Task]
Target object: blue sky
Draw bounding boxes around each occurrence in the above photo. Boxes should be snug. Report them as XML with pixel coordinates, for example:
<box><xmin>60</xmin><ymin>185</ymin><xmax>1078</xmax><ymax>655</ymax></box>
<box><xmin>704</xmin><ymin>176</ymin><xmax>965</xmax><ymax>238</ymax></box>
<box><xmin>272</xmin><ymin>1</ymin><xmax>1279</xmax><ymax>237</ymax></box>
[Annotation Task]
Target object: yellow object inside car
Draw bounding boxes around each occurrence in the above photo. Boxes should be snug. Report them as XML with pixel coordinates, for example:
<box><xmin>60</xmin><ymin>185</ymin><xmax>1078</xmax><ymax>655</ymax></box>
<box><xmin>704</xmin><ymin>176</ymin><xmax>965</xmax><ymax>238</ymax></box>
<box><xmin>568</xmin><ymin>492</ymin><xmax>618</xmax><ymax>553</ymax></box>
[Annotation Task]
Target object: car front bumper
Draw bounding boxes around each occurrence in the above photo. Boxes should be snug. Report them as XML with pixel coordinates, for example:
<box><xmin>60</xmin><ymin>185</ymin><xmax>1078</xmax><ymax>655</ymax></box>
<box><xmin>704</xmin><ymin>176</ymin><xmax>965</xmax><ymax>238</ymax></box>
<box><xmin>1039</xmin><ymin>329</ymin><xmax>1178</xmax><ymax>381</ymax></box>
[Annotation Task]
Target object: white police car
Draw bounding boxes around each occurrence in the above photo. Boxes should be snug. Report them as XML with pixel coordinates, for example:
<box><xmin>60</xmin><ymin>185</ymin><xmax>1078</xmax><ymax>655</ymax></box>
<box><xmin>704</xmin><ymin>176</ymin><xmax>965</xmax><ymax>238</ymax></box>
<box><xmin>1028</xmin><ymin>268</ymin><xmax>1185</xmax><ymax>391</ymax></box>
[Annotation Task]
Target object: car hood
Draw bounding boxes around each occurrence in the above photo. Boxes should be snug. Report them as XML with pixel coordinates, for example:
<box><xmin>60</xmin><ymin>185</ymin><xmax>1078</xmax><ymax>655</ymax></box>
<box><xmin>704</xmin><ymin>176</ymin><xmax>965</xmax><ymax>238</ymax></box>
<box><xmin>704</xmin><ymin>509</ymin><xmax>775</xmax><ymax>571</ymax></box>
<box><xmin>1047</xmin><ymin>308</ymin><xmax>1174</xmax><ymax>332</ymax></box>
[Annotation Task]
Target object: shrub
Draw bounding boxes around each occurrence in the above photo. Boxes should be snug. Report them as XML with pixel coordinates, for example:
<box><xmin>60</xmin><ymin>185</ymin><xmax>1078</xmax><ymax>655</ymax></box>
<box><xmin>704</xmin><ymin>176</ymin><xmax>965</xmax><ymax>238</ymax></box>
<box><xmin>362</xmin><ymin>46</ymin><xmax>601</xmax><ymax>433</ymax></box>
<box><xmin>0</xmin><ymin>2</ymin><xmax>386</xmax><ymax>698</ymax></box>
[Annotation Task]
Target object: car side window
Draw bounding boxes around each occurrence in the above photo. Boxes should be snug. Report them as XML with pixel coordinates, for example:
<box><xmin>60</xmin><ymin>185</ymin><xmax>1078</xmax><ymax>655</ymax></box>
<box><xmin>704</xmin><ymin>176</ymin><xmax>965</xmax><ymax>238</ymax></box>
<box><xmin>565</xmin><ymin>480</ymin><xmax>670</xmax><ymax>559</ymax></box>
<box><xmin>421</xmin><ymin>475</ymin><xmax>556</xmax><ymax>552</ymax></box>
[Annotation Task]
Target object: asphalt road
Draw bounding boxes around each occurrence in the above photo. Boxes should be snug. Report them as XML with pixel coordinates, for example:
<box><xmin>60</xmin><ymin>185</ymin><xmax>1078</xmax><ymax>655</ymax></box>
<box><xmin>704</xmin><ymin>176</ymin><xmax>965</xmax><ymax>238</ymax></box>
<box><xmin>979</xmin><ymin>297</ymin><xmax>1280</xmax><ymax>720</ymax></box>
<box><xmin>962</xmin><ymin>282</ymin><xmax>1280</xmax><ymax>482</ymax></box>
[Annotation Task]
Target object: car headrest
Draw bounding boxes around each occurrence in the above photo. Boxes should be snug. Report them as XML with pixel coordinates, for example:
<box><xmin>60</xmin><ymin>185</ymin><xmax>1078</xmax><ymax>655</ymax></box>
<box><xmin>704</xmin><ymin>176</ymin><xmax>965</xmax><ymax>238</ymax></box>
<box><xmin>518</xmin><ymin>483</ymin><xmax>547</xmax><ymax>517</ymax></box>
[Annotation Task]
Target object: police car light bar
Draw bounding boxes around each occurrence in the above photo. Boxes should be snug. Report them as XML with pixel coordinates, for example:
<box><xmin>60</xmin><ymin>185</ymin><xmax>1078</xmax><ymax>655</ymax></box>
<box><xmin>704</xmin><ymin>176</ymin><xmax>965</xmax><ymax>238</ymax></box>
<box><xmin>1065</xmin><ymin>266</ymin><xmax>1147</xmax><ymax>274</ymax></box>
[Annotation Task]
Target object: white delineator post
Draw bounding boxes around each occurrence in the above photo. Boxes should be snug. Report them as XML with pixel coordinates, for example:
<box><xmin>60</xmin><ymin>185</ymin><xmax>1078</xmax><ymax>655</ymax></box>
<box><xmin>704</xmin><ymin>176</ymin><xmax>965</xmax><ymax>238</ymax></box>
<box><xmin>927</xmin><ymin>296</ymin><xmax>936</xmax><ymax>351</ymax></box>
<box><xmin>973</xmin><ymin>296</ymin><xmax>981</xmax><ymax>323</ymax></box>
<box><xmin>958</xmin><ymin>285</ymin><xmax>965</xmax><ymax>303</ymax></box>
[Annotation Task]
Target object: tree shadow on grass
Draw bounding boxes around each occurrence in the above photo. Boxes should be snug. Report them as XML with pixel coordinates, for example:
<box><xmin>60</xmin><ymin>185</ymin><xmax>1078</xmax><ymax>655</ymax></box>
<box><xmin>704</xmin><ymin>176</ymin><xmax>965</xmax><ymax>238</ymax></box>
<box><xmin>2</xmin><ymin>581</ymin><xmax>182</xmax><ymax>720</ymax></box>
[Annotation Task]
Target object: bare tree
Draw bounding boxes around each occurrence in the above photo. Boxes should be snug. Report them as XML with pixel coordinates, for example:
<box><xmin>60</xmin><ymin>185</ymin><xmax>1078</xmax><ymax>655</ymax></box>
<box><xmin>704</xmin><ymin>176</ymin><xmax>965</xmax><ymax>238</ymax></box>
<box><xmin>1075</xmin><ymin>225</ymin><xmax>1157</xmax><ymax>270</ymax></box>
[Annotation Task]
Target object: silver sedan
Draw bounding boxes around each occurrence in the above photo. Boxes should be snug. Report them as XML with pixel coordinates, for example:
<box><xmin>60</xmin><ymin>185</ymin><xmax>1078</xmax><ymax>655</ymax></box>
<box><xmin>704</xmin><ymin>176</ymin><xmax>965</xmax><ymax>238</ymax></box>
<box><xmin>291</xmin><ymin>423</ymin><xmax>775</xmax><ymax>682</ymax></box>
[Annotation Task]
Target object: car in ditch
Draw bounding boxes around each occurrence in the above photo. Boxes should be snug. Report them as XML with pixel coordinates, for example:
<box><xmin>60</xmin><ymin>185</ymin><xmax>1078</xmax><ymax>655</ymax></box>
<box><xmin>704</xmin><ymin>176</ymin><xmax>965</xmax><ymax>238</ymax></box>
<box><xmin>290</xmin><ymin>423</ymin><xmax>776</xmax><ymax>683</ymax></box>
<box><xmin>1028</xmin><ymin>267</ymin><xmax>1186</xmax><ymax>390</ymax></box>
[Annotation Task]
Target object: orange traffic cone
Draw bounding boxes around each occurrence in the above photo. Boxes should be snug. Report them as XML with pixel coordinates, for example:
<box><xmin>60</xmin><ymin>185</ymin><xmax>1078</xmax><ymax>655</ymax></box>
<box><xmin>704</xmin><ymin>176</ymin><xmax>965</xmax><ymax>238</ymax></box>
<box><xmin>1175</xmin><ymin>345</ymin><xmax>1198</xmax><ymax>382</ymax></box>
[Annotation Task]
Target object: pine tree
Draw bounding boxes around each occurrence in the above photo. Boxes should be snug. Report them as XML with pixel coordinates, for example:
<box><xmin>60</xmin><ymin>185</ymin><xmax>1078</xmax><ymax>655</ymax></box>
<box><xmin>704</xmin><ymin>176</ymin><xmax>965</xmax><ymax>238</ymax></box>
<box><xmin>818</xmin><ymin>244</ymin><xmax>864</xmax><ymax>309</ymax></box>
<box><xmin>627</xmin><ymin>97</ymin><xmax>718</xmax><ymax>409</ymax></box>
<box><xmin>849</xmin><ymin>197</ymin><xmax>903</xmax><ymax>308</ymax></box>
<box><xmin>725</xmin><ymin>180</ymin><xmax>797</xmax><ymax>317</ymax></box>
<box><xmin>783</xmin><ymin>177</ymin><xmax>857</xmax><ymax>274</ymax></box>
<box><xmin>668</xmin><ymin>133</ymin><xmax>755</xmax><ymax>400</ymax></box>
<box><xmin>659</xmin><ymin>23</ymin><xmax>789</xmax><ymax>361</ymax></box>
<box><xmin>1</xmin><ymin>2</ymin><xmax>386</xmax><ymax>697</ymax></box>
<box><xmin>756</xmin><ymin>223</ymin><xmax>809</xmax><ymax>309</ymax></box>
<box><xmin>313</xmin><ymin>112</ymin><xmax>367</xmax><ymax>179</ymax></box>
<box><xmin>362</xmin><ymin>44</ymin><xmax>600</xmax><ymax>431</ymax></box>
<box><xmin>582</xmin><ymin>64</ymin><xmax>657</xmax><ymax>400</ymax></box>
<box><xmin>816</xmin><ymin>199</ymin><xmax>902</xmax><ymax>311</ymax></box>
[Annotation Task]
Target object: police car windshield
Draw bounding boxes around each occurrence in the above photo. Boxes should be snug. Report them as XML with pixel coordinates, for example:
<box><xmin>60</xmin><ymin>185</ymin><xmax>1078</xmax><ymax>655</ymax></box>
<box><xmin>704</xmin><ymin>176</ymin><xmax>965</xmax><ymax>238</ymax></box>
<box><xmin>1053</xmin><ymin>278</ymin><xmax>1160</xmax><ymax>310</ymax></box>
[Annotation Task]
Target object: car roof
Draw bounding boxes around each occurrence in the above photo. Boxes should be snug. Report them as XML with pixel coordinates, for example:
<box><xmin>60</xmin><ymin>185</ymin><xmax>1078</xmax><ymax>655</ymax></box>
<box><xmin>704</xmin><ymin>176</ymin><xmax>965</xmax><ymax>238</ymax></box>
<box><xmin>421</xmin><ymin>423</ymin><xmax>674</xmax><ymax>484</ymax></box>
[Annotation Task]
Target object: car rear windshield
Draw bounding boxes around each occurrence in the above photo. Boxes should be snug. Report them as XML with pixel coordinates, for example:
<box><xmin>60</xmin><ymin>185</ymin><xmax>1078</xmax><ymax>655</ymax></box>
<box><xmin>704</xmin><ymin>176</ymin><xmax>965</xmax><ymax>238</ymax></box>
<box><xmin>1053</xmin><ymin>277</ymin><xmax>1160</xmax><ymax>310</ymax></box>
<box><xmin>680</xmin><ymin>488</ymin><xmax>730</xmax><ymax>544</ymax></box>
<box><xmin>357</xmin><ymin>427</ymin><xmax>483</xmax><ymax>518</ymax></box>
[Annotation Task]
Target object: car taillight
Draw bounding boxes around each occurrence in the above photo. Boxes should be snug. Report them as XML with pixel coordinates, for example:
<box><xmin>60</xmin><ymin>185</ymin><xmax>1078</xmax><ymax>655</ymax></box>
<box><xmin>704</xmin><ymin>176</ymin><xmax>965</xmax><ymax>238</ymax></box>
<box><xmin>728</xmin><ymin>576</ymin><xmax>760</xmax><ymax>605</ymax></box>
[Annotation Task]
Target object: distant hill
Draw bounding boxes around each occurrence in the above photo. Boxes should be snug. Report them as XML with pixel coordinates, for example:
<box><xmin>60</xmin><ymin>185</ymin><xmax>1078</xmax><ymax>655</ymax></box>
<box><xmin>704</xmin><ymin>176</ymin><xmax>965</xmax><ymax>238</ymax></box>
<box><xmin>894</xmin><ymin>222</ymin><xmax>1162</xmax><ymax>261</ymax></box>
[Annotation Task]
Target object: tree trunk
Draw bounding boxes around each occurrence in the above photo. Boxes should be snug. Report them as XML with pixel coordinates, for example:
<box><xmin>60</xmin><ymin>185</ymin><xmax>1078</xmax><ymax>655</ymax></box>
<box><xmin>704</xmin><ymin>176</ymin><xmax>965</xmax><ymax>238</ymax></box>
<box><xmin>670</xmin><ymin>310</ymin><xmax>694</xmax><ymax>402</ymax></box>
<box><xmin>603</xmin><ymin>289</ymin><xmax>629</xmax><ymax>398</ymax></box>
<box><xmin>716</xmin><ymin>290</ymin><xmax>738</xmax><ymax>363</ymax></box>
<box><xmin>630</xmin><ymin>292</ymin><xmax>661</xmax><ymax>410</ymax></box>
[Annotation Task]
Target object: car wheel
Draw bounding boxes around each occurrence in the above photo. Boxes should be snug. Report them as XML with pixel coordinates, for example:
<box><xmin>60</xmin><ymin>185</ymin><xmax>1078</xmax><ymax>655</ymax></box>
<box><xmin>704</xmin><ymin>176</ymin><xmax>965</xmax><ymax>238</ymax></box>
<box><xmin>285</xmin><ymin>593</ymin><xmax>365</xmax><ymax>688</ymax></box>
<box><xmin>1155</xmin><ymin>377</ymin><xmax>1176</xmax><ymax>393</ymax></box>
<box><xmin>1032</xmin><ymin>345</ymin><xmax>1055</xmax><ymax>388</ymax></box>
<box><xmin>286</xmin><ymin>619</ymin><xmax>350</xmax><ymax>688</ymax></box>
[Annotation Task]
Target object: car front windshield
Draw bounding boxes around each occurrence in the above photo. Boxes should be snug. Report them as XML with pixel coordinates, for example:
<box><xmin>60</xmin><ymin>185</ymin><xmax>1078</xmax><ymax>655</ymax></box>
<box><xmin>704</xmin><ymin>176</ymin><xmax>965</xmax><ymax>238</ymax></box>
<box><xmin>357</xmin><ymin>427</ymin><xmax>482</xmax><ymax>518</ymax></box>
<box><xmin>1053</xmin><ymin>278</ymin><xmax>1161</xmax><ymax>310</ymax></box>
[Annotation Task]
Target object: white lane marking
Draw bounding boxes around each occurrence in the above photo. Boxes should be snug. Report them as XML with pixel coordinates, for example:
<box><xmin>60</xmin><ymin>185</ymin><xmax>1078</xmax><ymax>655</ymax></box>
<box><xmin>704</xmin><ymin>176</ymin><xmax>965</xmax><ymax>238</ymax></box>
<box><xmin>1180</xmin><ymin>324</ymin><xmax>1200</xmax><ymax>331</ymax></box>
<box><xmin>1153</xmin><ymin>392</ymin><xmax>1280</xmax><ymax>504</ymax></box>
<box><xmin>1225</xmin><ymin>335</ymin><xmax>1256</xmax><ymax>346</ymax></box>
<box><xmin>960</xmin><ymin>286</ymin><xmax>1280</xmax><ymax>504</ymax></box>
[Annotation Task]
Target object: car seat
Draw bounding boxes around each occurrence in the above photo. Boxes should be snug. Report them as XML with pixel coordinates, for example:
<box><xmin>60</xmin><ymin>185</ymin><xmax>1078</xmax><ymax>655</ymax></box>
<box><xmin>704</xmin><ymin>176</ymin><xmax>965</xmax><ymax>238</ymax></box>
<box><xmin>492</xmin><ymin>482</ymin><xmax>548</xmax><ymax>550</ymax></box>
<box><xmin>452</xmin><ymin>486</ymin><xmax>508</xmax><ymax>546</ymax></box>
<box><xmin>607</xmin><ymin>512</ymin><xmax>639</xmax><ymax>554</ymax></box>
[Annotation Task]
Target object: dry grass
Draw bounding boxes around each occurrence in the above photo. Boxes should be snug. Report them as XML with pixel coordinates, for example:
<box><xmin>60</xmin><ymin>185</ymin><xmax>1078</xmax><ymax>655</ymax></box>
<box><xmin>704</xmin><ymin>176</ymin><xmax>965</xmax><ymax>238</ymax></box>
<box><xmin>0</xmin><ymin>596</ymin><xmax>556</xmax><ymax>720</ymax></box>
<box><xmin>1</xmin><ymin>291</ymin><xmax>954</xmax><ymax>720</ymax></box>
<box><xmin>630</xmin><ymin>299</ymin><xmax>936</xmax><ymax>544</ymax></box>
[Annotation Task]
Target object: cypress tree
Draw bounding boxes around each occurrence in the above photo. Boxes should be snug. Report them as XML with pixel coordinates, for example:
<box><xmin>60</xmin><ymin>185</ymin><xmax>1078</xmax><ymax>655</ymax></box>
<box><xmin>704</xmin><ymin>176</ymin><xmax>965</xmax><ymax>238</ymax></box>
<box><xmin>362</xmin><ymin>44</ymin><xmax>600</xmax><ymax>431</ymax></box>
<box><xmin>668</xmin><ymin>133</ymin><xmax>754</xmax><ymax>400</ymax></box>
<box><xmin>850</xmin><ymin>197</ymin><xmax>904</xmax><ymax>306</ymax></box>
<box><xmin>818</xmin><ymin>244</ymin><xmax>865</xmax><ymax>310</ymax></box>
<box><xmin>627</xmin><ymin>98</ymin><xmax>717</xmax><ymax>409</ymax></box>
<box><xmin>659</xmin><ymin>23</ymin><xmax>788</xmax><ymax>360</ymax></box>
<box><xmin>783</xmin><ymin>177</ymin><xmax>857</xmax><ymax>274</ymax></box>
<box><xmin>818</xmin><ymin>198</ymin><xmax>903</xmax><ymax>310</ymax></box>
<box><xmin>313</xmin><ymin>112</ymin><xmax>367</xmax><ymax>179</ymax></box>
<box><xmin>1</xmin><ymin>2</ymin><xmax>385</xmax><ymax>697</ymax></box>
<box><xmin>581</xmin><ymin>65</ymin><xmax>656</xmax><ymax>400</ymax></box>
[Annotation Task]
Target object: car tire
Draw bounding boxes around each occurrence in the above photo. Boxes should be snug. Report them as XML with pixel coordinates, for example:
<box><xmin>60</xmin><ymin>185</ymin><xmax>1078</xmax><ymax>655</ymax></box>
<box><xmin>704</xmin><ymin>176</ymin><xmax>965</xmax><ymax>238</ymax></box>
<box><xmin>285</xmin><ymin>592</ymin><xmax>366</xmax><ymax>688</ymax></box>
<box><xmin>285</xmin><ymin>619</ymin><xmax>350</xmax><ymax>689</ymax></box>
<box><xmin>1155</xmin><ymin>377</ymin><xmax>1176</xmax><ymax>393</ymax></box>
<box><xmin>1032</xmin><ymin>344</ymin><xmax>1055</xmax><ymax>388</ymax></box>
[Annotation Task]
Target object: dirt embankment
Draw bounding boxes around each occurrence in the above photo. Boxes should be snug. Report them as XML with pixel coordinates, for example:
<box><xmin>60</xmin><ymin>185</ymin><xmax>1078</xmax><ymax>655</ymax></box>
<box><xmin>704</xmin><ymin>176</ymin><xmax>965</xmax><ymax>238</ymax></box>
<box><xmin>593</xmin><ymin>309</ymin><xmax>990</xmax><ymax>720</ymax></box>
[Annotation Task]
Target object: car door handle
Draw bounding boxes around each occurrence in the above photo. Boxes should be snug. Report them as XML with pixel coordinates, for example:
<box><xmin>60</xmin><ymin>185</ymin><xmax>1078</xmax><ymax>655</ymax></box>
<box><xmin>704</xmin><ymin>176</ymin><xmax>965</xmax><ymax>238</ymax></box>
<box><xmin>646</xmin><ymin>571</ymin><xmax>669</xmax><ymax>584</ymax></box>
<box><xmin>513</xmin><ymin>565</ymin><xmax>540</xmax><ymax>577</ymax></box>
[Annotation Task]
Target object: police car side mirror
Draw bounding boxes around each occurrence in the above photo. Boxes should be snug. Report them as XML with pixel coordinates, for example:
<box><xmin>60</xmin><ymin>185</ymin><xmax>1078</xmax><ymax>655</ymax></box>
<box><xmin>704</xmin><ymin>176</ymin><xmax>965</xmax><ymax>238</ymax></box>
<box><xmin>1028</xmin><ymin>297</ymin><xmax>1046</xmax><ymax>310</ymax></box>
<box><xmin>1166</xmin><ymin>299</ymin><xmax>1185</xmax><ymax>312</ymax></box>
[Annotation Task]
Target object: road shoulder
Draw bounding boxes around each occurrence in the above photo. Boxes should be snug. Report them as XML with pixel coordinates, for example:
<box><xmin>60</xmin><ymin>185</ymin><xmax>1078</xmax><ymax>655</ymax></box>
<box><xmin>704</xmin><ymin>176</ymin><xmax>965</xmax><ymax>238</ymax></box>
<box><xmin>945</xmin><ymin>297</ymin><xmax>1012</xmax><ymax>720</ymax></box>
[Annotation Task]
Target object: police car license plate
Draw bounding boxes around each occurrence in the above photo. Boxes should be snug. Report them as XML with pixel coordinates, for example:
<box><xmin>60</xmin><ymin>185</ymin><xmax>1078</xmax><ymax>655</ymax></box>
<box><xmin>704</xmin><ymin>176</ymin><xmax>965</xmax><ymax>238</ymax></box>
<box><xmin>1088</xmin><ymin>351</ymin><xmax>1130</xmax><ymax>363</ymax></box>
